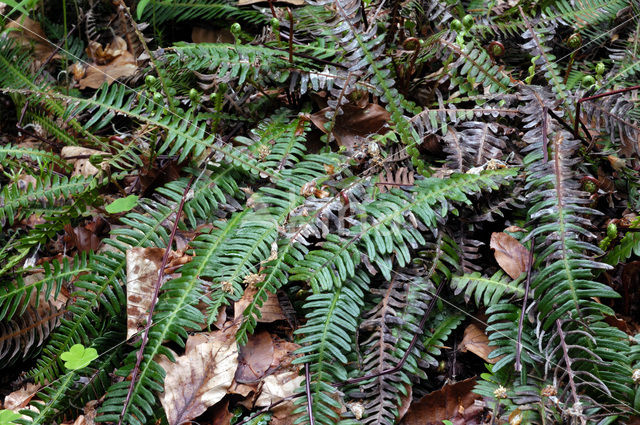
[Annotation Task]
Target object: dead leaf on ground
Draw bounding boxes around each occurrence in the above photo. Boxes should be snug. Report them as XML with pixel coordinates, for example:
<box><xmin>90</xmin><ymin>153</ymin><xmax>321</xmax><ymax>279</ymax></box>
<box><xmin>209</xmin><ymin>399</ymin><xmax>233</xmax><ymax>425</ymax></box>
<box><xmin>309</xmin><ymin>103</ymin><xmax>390</xmax><ymax>149</ymax></box>
<box><xmin>459</xmin><ymin>323</ymin><xmax>497</xmax><ymax>364</ymax></box>
<box><xmin>75</xmin><ymin>36</ymin><xmax>137</xmax><ymax>89</ymax></box>
<box><xmin>78</xmin><ymin>51</ymin><xmax>137</xmax><ymax>89</ymax></box>
<box><xmin>127</xmin><ymin>247</ymin><xmax>190</xmax><ymax>338</ymax></box>
<box><xmin>158</xmin><ymin>326</ymin><xmax>239</xmax><ymax>425</ymax></box>
<box><xmin>3</xmin><ymin>383</ymin><xmax>41</xmax><ymax>410</ymax></box>
<box><xmin>64</xmin><ymin>224</ymin><xmax>101</xmax><ymax>252</ymax></box>
<box><xmin>235</xmin><ymin>330</ymin><xmax>275</xmax><ymax>383</ymax></box>
<box><xmin>61</xmin><ymin>146</ymin><xmax>110</xmax><ymax>177</ymax></box>
<box><xmin>234</xmin><ymin>283</ymin><xmax>286</xmax><ymax>323</ymax></box>
<box><xmin>269</xmin><ymin>399</ymin><xmax>304</xmax><ymax>425</ymax></box>
<box><xmin>490</xmin><ymin>232</ymin><xmax>530</xmax><ymax>279</ymax></box>
<box><xmin>126</xmin><ymin>247</ymin><xmax>166</xmax><ymax>340</ymax></box>
<box><xmin>6</xmin><ymin>16</ymin><xmax>58</xmax><ymax>64</ymax></box>
<box><xmin>401</xmin><ymin>377</ymin><xmax>483</xmax><ymax>425</ymax></box>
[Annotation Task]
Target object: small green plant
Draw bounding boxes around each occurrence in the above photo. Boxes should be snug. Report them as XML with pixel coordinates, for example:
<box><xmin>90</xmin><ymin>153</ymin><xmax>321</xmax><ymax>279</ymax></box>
<box><xmin>60</xmin><ymin>344</ymin><xmax>98</xmax><ymax>370</ymax></box>
<box><xmin>105</xmin><ymin>195</ymin><xmax>139</xmax><ymax>214</ymax></box>
<box><xmin>0</xmin><ymin>410</ymin><xmax>21</xmax><ymax>425</ymax></box>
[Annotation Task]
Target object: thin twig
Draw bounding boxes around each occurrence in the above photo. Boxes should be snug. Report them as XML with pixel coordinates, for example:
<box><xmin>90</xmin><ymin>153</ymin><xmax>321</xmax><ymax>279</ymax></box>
<box><xmin>305</xmin><ymin>363</ymin><xmax>315</xmax><ymax>425</ymax></box>
<box><xmin>515</xmin><ymin>239</ymin><xmax>535</xmax><ymax>372</ymax></box>
<box><xmin>118</xmin><ymin>175</ymin><xmax>195</xmax><ymax>425</ymax></box>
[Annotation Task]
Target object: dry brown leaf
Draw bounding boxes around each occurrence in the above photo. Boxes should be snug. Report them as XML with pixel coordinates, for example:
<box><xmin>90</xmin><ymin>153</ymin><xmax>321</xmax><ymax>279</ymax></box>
<box><xmin>270</xmin><ymin>400</ymin><xmax>304</xmax><ymax>425</ymax></box>
<box><xmin>309</xmin><ymin>103</ymin><xmax>390</xmax><ymax>149</ymax></box>
<box><xmin>490</xmin><ymin>232</ymin><xmax>530</xmax><ymax>279</ymax></box>
<box><xmin>78</xmin><ymin>51</ymin><xmax>137</xmax><ymax>89</ymax></box>
<box><xmin>235</xmin><ymin>330</ymin><xmax>275</xmax><ymax>383</ymax></box>
<box><xmin>86</xmin><ymin>36</ymin><xmax>128</xmax><ymax>64</ymax></box>
<box><xmin>401</xmin><ymin>377</ymin><xmax>482</xmax><ymax>425</ymax></box>
<box><xmin>6</xmin><ymin>16</ymin><xmax>58</xmax><ymax>64</ymax></box>
<box><xmin>61</xmin><ymin>146</ymin><xmax>110</xmax><ymax>177</ymax></box>
<box><xmin>459</xmin><ymin>323</ymin><xmax>497</xmax><ymax>364</ymax></box>
<box><xmin>4</xmin><ymin>383</ymin><xmax>41</xmax><ymax>410</ymax></box>
<box><xmin>234</xmin><ymin>283</ymin><xmax>285</xmax><ymax>323</ymax></box>
<box><xmin>126</xmin><ymin>247</ymin><xmax>165</xmax><ymax>340</ymax></box>
<box><xmin>209</xmin><ymin>399</ymin><xmax>234</xmax><ymax>425</ymax></box>
<box><xmin>158</xmin><ymin>327</ymin><xmax>239</xmax><ymax>425</ymax></box>
<box><xmin>64</xmin><ymin>224</ymin><xmax>101</xmax><ymax>252</ymax></box>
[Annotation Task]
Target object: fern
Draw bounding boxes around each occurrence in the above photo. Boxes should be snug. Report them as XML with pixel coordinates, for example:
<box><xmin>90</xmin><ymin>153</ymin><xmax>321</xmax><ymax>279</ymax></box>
<box><xmin>450</xmin><ymin>270</ymin><xmax>524</xmax><ymax>307</ymax></box>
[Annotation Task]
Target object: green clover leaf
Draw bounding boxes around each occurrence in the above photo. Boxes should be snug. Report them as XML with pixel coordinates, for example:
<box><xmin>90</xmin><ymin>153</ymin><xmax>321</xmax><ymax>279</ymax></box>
<box><xmin>105</xmin><ymin>195</ymin><xmax>139</xmax><ymax>214</ymax></box>
<box><xmin>60</xmin><ymin>344</ymin><xmax>98</xmax><ymax>370</ymax></box>
<box><xmin>0</xmin><ymin>410</ymin><xmax>22</xmax><ymax>425</ymax></box>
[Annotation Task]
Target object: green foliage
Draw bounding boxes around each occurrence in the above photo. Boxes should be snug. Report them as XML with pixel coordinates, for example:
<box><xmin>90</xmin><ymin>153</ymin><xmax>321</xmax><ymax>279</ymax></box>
<box><xmin>0</xmin><ymin>0</ymin><xmax>638</xmax><ymax>424</ymax></box>
<box><xmin>105</xmin><ymin>195</ymin><xmax>139</xmax><ymax>214</ymax></box>
<box><xmin>60</xmin><ymin>343</ymin><xmax>98</xmax><ymax>370</ymax></box>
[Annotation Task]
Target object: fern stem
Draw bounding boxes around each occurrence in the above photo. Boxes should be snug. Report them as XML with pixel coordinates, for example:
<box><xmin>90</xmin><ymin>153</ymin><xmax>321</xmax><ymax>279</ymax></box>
<box><xmin>118</xmin><ymin>175</ymin><xmax>194</xmax><ymax>425</ymax></box>
<box><xmin>515</xmin><ymin>239</ymin><xmax>534</xmax><ymax>374</ymax></box>
<box><xmin>305</xmin><ymin>362</ymin><xmax>316</xmax><ymax>425</ymax></box>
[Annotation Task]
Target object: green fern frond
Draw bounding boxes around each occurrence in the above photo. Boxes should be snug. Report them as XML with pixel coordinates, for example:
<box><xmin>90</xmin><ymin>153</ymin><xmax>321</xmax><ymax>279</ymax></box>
<box><xmin>168</xmin><ymin>43</ymin><xmax>293</xmax><ymax>85</ymax></box>
<box><xmin>141</xmin><ymin>0</ymin><xmax>267</xmax><ymax>25</ymax></box>
<box><xmin>441</xmin><ymin>39</ymin><xmax>513</xmax><ymax>95</ymax></box>
<box><xmin>0</xmin><ymin>175</ymin><xmax>93</xmax><ymax>227</ymax></box>
<box><xmin>451</xmin><ymin>270</ymin><xmax>524</xmax><ymax>307</ymax></box>
<box><xmin>0</xmin><ymin>144</ymin><xmax>69</xmax><ymax>170</ymax></box>
<box><xmin>0</xmin><ymin>254</ymin><xmax>89</xmax><ymax>321</ymax></box>
<box><xmin>292</xmin><ymin>271</ymin><xmax>368</xmax><ymax>425</ymax></box>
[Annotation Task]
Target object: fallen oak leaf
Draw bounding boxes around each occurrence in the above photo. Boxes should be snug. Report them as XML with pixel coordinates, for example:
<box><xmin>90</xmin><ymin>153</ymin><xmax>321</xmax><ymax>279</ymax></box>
<box><xmin>490</xmin><ymin>232</ymin><xmax>530</xmax><ymax>279</ymax></box>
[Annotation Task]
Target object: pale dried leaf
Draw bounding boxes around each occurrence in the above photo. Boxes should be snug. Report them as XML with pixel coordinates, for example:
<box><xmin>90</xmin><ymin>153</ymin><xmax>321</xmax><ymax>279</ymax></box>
<box><xmin>159</xmin><ymin>327</ymin><xmax>239</xmax><ymax>425</ymax></box>
<box><xmin>126</xmin><ymin>247</ymin><xmax>165</xmax><ymax>340</ymax></box>
<box><xmin>490</xmin><ymin>232</ymin><xmax>529</xmax><ymax>279</ymax></box>
<box><xmin>78</xmin><ymin>50</ymin><xmax>137</xmax><ymax>90</ymax></box>
<box><xmin>254</xmin><ymin>370</ymin><xmax>304</xmax><ymax>407</ymax></box>
<box><xmin>459</xmin><ymin>323</ymin><xmax>497</xmax><ymax>364</ymax></box>
<box><xmin>4</xmin><ymin>383</ymin><xmax>40</xmax><ymax>410</ymax></box>
<box><xmin>61</xmin><ymin>146</ymin><xmax>110</xmax><ymax>177</ymax></box>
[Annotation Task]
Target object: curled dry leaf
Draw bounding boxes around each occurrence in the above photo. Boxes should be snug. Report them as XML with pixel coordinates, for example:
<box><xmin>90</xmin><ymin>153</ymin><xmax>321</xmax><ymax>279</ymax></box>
<box><xmin>490</xmin><ymin>232</ymin><xmax>530</xmax><ymax>279</ymax></box>
<box><xmin>76</xmin><ymin>37</ymin><xmax>137</xmax><ymax>90</ymax></box>
<box><xmin>158</xmin><ymin>326</ymin><xmax>239</xmax><ymax>425</ymax></box>
<box><xmin>459</xmin><ymin>323</ymin><xmax>497</xmax><ymax>364</ymax></box>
